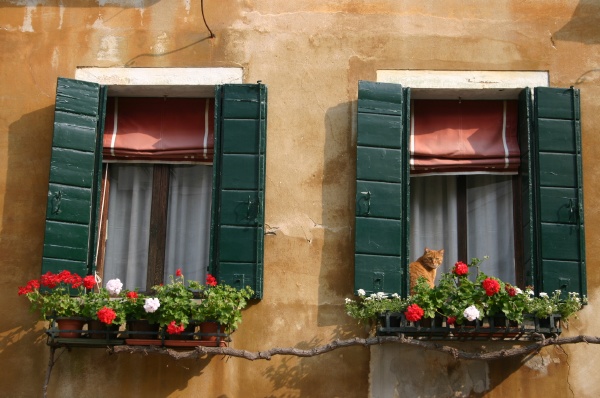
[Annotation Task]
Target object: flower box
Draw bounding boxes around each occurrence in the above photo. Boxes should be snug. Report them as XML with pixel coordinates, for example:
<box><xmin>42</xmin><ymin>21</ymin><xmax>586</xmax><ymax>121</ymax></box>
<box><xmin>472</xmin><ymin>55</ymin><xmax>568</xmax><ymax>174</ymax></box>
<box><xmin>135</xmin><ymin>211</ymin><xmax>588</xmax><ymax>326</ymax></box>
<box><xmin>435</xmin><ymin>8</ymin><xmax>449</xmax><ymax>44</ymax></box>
<box><xmin>377</xmin><ymin>311</ymin><xmax>562</xmax><ymax>341</ymax></box>
<box><xmin>46</xmin><ymin>318</ymin><xmax>230</xmax><ymax>348</ymax></box>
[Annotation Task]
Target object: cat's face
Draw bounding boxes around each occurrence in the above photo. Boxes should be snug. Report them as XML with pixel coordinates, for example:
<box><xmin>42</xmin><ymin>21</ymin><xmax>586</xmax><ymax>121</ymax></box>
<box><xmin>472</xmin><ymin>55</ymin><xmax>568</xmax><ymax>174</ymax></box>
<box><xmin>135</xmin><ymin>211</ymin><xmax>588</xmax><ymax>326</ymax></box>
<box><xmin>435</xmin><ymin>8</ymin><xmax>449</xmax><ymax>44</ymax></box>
<box><xmin>422</xmin><ymin>248</ymin><xmax>444</xmax><ymax>269</ymax></box>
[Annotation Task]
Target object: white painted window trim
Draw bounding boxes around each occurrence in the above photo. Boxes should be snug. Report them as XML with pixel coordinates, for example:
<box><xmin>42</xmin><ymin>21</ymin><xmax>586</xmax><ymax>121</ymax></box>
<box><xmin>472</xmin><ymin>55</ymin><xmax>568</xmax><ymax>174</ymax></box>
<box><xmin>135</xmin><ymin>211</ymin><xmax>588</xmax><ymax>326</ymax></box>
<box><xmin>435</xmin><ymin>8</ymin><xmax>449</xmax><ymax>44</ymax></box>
<box><xmin>377</xmin><ymin>70</ymin><xmax>549</xmax><ymax>99</ymax></box>
<box><xmin>74</xmin><ymin>67</ymin><xmax>244</xmax><ymax>97</ymax></box>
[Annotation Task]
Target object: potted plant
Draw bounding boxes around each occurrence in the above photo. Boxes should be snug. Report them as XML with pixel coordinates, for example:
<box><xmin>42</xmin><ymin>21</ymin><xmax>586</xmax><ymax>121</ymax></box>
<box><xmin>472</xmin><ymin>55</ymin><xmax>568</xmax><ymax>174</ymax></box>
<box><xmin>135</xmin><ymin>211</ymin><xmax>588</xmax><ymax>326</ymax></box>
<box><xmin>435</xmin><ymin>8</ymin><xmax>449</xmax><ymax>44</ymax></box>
<box><xmin>152</xmin><ymin>269</ymin><xmax>202</xmax><ymax>339</ymax></box>
<box><xmin>344</xmin><ymin>256</ymin><xmax>587</xmax><ymax>338</ymax></box>
<box><xmin>81</xmin><ymin>279</ymin><xmax>126</xmax><ymax>339</ymax></box>
<box><xmin>18</xmin><ymin>270</ymin><xmax>95</xmax><ymax>337</ymax></box>
<box><xmin>192</xmin><ymin>276</ymin><xmax>254</xmax><ymax>339</ymax></box>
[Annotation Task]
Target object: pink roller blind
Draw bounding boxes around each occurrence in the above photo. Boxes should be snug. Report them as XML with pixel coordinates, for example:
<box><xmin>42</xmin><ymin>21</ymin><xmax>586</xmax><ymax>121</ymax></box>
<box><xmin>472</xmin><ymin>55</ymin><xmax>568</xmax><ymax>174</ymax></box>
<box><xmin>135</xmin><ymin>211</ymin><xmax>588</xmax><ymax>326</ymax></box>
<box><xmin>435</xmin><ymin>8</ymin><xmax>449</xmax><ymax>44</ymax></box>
<box><xmin>411</xmin><ymin>100</ymin><xmax>519</xmax><ymax>175</ymax></box>
<box><xmin>103</xmin><ymin>97</ymin><xmax>215</xmax><ymax>162</ymax></box>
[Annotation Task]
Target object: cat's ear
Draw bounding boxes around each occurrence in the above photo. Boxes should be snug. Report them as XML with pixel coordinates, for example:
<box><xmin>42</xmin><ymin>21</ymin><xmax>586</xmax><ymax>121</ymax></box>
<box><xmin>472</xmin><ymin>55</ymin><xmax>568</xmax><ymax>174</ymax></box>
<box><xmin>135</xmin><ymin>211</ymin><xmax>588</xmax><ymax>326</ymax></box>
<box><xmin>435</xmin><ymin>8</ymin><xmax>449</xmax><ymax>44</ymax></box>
<box><xmin>440</xmin><ymin>249</ymin><xmax>444</xmax><ymax>254</ymax></box>
<box><xmin>424</xmin><ymin>247</ymin><xmax>430</xmax><ymax>253</ymax></box>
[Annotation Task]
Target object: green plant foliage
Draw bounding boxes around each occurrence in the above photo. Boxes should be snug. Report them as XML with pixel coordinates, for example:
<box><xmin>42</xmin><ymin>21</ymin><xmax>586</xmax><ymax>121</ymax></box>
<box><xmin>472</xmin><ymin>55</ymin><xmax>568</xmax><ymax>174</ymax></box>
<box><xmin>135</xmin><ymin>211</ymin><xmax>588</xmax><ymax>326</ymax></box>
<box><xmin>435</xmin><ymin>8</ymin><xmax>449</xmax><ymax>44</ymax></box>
<box><xmin>192</xmin><ymin>284</ymin><xmax>254</xmax><ymax>333</ymax></box>
<box><xmin>344</xmin><ymin>257</ymin><xmax>587</xmax><ymax>328</ymax></box>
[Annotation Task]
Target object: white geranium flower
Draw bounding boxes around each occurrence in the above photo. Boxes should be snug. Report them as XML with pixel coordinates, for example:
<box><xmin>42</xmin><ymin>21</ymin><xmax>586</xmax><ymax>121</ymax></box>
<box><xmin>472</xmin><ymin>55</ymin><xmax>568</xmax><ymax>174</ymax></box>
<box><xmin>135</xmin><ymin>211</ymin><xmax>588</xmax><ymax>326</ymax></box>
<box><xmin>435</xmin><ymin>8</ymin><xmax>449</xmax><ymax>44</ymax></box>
<box><xmin>463</xmin><ymin>305</ymin><xmax>480</xmax><ymax>322</ymax></box>
<box><xmin>357</xmin><ymin>289</ymin><xmax>366</xmax><ymax>297</ymax></box>
<box><xmin>391</xmin><ymin>293</ymin><xmax>400</xmax><ymax>299</ymax></box>
<box><xmin>514</xmin><ymin>287</ymin><xmax>523</xmax><ymax>295</ymax></box>
<box><xmin>106</xmin><ymin>278</ymin><xmax>123</xmax><ymax>295</ymax></box>
<box><xmin>345</xmin><ymin>298</ymin><xmax>352</xmax><ymax>304</ymax></box>
<box><xmin>539</xmin><ymin>292</ymin><xmax>549</xmax><ymax>298</ymax></box>
<box><xmin>143</xmin><ymin>297</ymin><xmax>160</xmax><ymax>313</ymax></box>
<box><xmin>376</xmin><ymin>292</ymin><xmax>387</xmax><ymax>300</ymax></box>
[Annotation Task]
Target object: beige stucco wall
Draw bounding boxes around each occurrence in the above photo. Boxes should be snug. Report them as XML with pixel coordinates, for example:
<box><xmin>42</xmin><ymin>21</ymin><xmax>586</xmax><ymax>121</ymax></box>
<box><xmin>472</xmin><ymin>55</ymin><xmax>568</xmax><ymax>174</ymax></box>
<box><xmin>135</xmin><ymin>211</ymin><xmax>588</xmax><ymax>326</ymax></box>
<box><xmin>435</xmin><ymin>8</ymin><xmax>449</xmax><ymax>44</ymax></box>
<box><xmin>1</xmin><ymin>1</ymin><xmax>599</xmax><ymax>397</ymax></box>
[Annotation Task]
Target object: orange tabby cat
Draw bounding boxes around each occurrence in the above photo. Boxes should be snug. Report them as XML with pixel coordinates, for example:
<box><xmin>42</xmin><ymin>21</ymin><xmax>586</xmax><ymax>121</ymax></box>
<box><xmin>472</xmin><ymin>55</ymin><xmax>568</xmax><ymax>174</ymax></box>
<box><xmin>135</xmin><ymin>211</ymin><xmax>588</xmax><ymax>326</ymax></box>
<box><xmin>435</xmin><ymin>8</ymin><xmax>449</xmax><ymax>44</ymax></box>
<box><xmin>409</xmin><ymin>247</ymin><xmax>444</xmax><ymax>294</ymax></box>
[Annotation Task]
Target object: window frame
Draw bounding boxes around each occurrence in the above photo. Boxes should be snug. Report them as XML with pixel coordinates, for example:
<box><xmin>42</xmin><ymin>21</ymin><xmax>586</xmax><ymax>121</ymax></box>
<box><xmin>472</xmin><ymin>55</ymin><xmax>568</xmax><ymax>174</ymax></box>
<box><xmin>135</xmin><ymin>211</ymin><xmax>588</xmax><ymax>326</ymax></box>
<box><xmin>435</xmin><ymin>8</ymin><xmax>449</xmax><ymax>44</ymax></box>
<box><xmin>354</xmin><ymin>78</ymin><xmax>586</xmax><ymax>299</ymax></box>
<box><xmin>41</xmin><ymin>73</ymin><xmax>267</xmax><ymax>299</ymax></box>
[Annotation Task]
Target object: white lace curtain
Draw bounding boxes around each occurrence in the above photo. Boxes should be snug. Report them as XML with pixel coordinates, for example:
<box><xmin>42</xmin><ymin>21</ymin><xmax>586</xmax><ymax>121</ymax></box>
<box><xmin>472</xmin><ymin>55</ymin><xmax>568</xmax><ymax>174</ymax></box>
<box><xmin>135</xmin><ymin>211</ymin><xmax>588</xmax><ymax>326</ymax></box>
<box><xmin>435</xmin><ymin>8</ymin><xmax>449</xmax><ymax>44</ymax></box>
<box><xmin>103</xmin><ymin>164</ymin><xmax>212</xmax><ymax>290</ymax></box>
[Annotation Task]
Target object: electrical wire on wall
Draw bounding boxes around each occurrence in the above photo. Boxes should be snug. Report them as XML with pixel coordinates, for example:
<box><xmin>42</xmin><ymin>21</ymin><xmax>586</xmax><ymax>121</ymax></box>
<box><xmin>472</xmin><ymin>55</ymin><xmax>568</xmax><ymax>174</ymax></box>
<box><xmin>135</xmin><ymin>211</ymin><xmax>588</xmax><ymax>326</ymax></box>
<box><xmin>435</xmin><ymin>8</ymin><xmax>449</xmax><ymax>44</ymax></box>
<box><xmin>201</xmin><ymin>0</ymin><xmax>215</xmax><ymax>38</ymax></box>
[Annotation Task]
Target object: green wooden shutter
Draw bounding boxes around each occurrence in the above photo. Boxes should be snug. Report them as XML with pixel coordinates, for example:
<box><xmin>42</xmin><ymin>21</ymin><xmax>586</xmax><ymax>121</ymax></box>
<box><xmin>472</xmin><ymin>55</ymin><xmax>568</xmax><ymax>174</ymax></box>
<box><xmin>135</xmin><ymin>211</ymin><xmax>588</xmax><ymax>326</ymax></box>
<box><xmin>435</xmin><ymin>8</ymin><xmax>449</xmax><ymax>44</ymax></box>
<box><xmin>354</xmin><ymin>81</ymin><xmax>410</xmax><ymax>296</ymax></box>
<box><xmin>42</xmin><ymin>78</ymin><xmax>106</xmax><ymax>277</ymax></box>
<box><xmin>518</xmin><ymin>88</ymin><xmax>535</xmax><ymax>288</ymax></box>
<box><xmin>531</xmin><ymin>87</ymin><xmax>586</xmax><ymax>296</ymax></box>
<box><xmin>210</xmin><ymin>84</ymin><xmax>267</xmax><ymax>299</ymax></box>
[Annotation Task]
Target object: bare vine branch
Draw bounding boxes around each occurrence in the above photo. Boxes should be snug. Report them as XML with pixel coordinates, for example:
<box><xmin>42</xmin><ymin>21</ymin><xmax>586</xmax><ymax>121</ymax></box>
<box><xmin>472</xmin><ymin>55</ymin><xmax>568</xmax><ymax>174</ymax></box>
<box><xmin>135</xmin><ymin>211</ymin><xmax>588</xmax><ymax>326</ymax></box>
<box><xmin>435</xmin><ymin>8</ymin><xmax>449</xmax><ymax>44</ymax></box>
<box><xmin>110</xmin><ymin>335</ymin><xmax>600</xmax><ymax>362</ymax></box>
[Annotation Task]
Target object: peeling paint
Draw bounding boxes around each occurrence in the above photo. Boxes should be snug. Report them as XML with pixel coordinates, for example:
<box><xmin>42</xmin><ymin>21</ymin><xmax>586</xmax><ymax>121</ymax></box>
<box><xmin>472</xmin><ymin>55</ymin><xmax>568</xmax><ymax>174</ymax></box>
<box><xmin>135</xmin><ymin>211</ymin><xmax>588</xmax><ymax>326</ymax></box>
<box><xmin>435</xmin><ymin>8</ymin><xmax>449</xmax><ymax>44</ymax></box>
<box><xmin>523</xmin><ymin>353</ymin><xmax>552</xmax><ymax>376</ymax></box>
<box><xmin>58</xmin><ymin>3</ymin><xmax>64</xmax><ymax>30</ymax></box>
<box><xmin>97</xmin><ymin>35</ymin><xmax>122</xmax><ymax>62</ymax></box>
<box><xmin>51</xmin><ymin>47</ymin><xmax>59</xmax><ymax>70</ymax></box>
<box><xmin>152</xmin><ymin>32</ymin><xmax>170</xmax><ymax>54</ymax></box>
<box><xmin>20</xmin><ymin>6</ymin><xmax>34</xmax><ymax>32</ymax></box>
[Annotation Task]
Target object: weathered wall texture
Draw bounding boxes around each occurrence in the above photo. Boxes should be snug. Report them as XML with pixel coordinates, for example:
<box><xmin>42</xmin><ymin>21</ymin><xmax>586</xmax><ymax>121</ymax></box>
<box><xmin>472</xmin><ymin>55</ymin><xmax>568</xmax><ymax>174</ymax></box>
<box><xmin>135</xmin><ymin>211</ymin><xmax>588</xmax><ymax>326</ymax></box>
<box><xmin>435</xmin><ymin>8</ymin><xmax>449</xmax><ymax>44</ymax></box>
<box><xmin>1</xmin><ymin>1</ymin><xmax>600</xmax><ymax>397</ymax></box>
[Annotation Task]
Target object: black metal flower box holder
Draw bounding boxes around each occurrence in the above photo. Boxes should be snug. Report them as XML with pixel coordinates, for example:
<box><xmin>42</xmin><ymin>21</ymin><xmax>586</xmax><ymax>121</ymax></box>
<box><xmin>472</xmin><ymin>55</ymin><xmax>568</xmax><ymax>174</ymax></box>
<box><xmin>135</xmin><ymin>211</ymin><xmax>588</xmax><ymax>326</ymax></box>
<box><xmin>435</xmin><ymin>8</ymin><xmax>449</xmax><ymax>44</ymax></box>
<box><xmin>377</xmin><ymin>312</ymin><xmax>562</xmax><ymax>341</ymax></box>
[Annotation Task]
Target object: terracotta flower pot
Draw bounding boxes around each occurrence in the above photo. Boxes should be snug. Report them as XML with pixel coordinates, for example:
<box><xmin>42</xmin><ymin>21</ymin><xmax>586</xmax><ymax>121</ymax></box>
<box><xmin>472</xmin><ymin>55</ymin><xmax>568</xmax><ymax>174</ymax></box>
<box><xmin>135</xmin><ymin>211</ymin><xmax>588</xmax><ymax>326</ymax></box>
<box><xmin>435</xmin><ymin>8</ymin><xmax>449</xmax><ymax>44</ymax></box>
<box><xmin>55</xmin><ymin>317</ymin><xmax>86</xmax><ymax>338</ymax></box>
<box><xmin>199</xmin><ymin>322</ymin><xmax>226</xmax><ymax>342</ymax></box>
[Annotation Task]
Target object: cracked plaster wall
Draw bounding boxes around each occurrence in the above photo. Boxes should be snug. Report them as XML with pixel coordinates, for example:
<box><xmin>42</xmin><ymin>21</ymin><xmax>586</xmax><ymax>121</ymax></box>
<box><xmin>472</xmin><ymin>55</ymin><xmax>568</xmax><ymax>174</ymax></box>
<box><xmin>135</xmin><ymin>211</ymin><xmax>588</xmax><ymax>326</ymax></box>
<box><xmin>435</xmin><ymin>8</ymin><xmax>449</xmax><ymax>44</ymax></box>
<box><xmin>1</xmin><ymin>1</ymin><xmax>600</xmax><ymax>397</ymax></box>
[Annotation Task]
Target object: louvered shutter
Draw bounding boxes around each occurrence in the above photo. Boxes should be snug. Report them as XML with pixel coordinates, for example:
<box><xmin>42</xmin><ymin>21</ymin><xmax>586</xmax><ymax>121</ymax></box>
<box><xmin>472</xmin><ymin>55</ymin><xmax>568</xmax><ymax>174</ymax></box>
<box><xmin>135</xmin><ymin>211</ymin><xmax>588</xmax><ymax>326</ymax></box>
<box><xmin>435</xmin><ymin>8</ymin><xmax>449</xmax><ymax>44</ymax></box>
<box><xmin>532</xmin><ymin>87</ymin><xmax>586</xmax><ymax>296</ymax></box>
<box><xmin>354</xmin><ymin>81</ymin><xmax>410</xmax><ymax>296</ymax></box>
<box><xmin>210</xmin><ymin>84</ymin><xmax>267</xmax><ymax>299</ymax></box>
<box><xmin>42</xmin><ymin>78</ymin><xmax>106</xmax><ymax>276</ymax></box>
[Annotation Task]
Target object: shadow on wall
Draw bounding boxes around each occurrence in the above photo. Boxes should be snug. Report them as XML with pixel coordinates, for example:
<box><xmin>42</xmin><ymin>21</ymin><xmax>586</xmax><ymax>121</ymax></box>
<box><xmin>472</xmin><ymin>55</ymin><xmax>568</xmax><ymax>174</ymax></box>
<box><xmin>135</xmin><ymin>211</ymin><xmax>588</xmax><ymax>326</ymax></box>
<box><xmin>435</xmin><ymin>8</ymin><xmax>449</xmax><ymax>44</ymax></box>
<box><xmin>317</xmin><ymin>101</ymin><xmax>356</xmax><ymax>328</ymax></box>
<box><xmin>553</xmin><ymin>0</ymin><xmax>600</xmax><ymax>44</ymax></box>
<box><xmin>4</xmin><ymin>105</ymin><xmax>55</xmax><ymax>273</ymax></box>
<box><xmin>262</xmin><ymin>326</ymin><xmax>370</xmax><ymax>398</ymax></box>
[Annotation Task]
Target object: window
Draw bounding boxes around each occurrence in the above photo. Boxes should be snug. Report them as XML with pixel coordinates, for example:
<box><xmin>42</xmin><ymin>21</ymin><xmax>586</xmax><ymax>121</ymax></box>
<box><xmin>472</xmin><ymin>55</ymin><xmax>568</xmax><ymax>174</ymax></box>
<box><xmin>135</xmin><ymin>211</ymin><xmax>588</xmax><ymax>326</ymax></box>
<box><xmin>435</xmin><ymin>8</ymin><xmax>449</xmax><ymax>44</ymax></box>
<box><xmin>41</xmin><ymin>77</ymin><xmax>267</xmax><ymax>298</ymax></box>
<box><xmin>408</xmin><ymin>98</ymin><xmax>520</xmax><ymax>284</ymax></box>
<box><xmin>97</xmin><ymin>96</ymin><xmax>215</xmax><ymax>290</ymax></box>
<box><xmin>354</xmin><ymin>80</ymin><xmax>585</xmax><ymax>299</ymax></box>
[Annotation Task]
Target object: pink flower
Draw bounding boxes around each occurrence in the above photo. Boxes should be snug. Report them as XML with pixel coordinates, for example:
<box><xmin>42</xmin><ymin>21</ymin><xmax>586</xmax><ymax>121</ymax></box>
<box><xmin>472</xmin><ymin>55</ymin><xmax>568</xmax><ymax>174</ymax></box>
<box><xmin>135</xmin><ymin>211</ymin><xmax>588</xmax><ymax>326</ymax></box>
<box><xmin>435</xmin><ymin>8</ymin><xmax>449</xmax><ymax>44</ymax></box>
<box><xmin>404</xmin><ymin>304</ymin><xmax>425</xmax><ymax>322</ymax></box>
<box><xmin>175</xmin><ymin>269</ymin><xmax>183</xmax><ymax>277</ymax></box>
<box><xmin>206</xmin><ymin>274</ymin><xmax>217</xmax><ymax>287</ymax></box>
<box><xmin>97</xmin><ymin>307</ymin><xmax>117</xmax><ymax>325</ymax></box>
<box><xmin>482</xmin><ymin>278</ymin><xmax>501</xmax><ymax>296</ymax></box>
<box><xmin>167</xmin><ymin>321</ymin><xmax>185</xmax><ymax>335</ymax></box>
<box><xmin>453</xmin><ymin>261</ymin><xmax>469</xmax><ymax>276</ymax></box>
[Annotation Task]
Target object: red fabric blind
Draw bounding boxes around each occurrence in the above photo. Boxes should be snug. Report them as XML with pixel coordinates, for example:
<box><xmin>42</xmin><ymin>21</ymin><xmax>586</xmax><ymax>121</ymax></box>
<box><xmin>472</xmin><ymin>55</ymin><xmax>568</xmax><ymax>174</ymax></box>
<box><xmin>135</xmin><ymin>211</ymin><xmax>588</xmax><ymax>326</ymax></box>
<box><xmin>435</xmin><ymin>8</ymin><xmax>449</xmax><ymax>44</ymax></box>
<box><xmin>103</xmin><ymin>97</ymin><xmax>215</xmax><ymax>162</ymax></box>
<box><xmin>411</xmin><ymin>100</ymin><xmax>519</xmax><ymax>175</ymax></box>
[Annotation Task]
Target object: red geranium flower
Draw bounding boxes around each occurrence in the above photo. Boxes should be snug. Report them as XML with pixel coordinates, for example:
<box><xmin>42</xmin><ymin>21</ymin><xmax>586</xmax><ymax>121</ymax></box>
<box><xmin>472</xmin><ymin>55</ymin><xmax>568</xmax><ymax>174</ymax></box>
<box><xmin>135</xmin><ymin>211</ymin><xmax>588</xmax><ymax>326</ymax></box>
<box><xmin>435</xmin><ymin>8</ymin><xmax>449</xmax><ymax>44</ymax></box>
<box><xmin>175</xmin><ymin>268</ymin><xmax>183</xmax><ymax>277</ymax></box>
<box><xmin>97</xmin><ymin>307</ymin><xmax>117</xmax><ymax>325</ymax></box>
<box><xmin>18</xmin><ymin>279</ymin><xmax>41</xmax><ymax>296</ymax></box>
<box><xmin>482</xmin><ymin>278</ymin><xmax>501</xmax><ymax>296</ymax></box>
<box><xmin>17</xmin><ymin>286</ymin><xmax>31</xmax><ymax>296</ymax></box>
<box><xmin>404</xmin><ymin>304</ymin><xmax>425</xmax><ymax>322</ymax></box>
<box><xmin>206</xmin><ymin>274</ymin><xmax>217</xmax><ymax>287</ymax></box>
<box><xmin>126</xmin><ymin>291</ymin><xmax>138</xmax><ymax>301</ymax></box>
<box><xmin>453</xmin><ymin>261</ymin><xmax>469</xmax><ymax>276</ymax></box>
<box><xmin>69</xmin><ymin>274</ymin><xmax>83</xmax><ymax>289</ymax></box>
<box><xmin>83</xmin><ymin>275</ymin><xmax>96</xmax><ymax>290</ymax></box>
<box><xmin>446</xmin><ymin>316</ymin><xmax>456</xmax><ymax>325</ymax></box>
<box><xmin>505</xmin><ymin>285</ymin><xmax>517</xmax><ymax>297</ymax></box>
<box><xmin>41</xmin><ymin>271</ymin><xmax>59</xmax><ymax>288</ymax></box>
<box><xmin>166</xmin><ymin>321</ymin><xmax>185</xmax><ymax>335</ymax></box>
